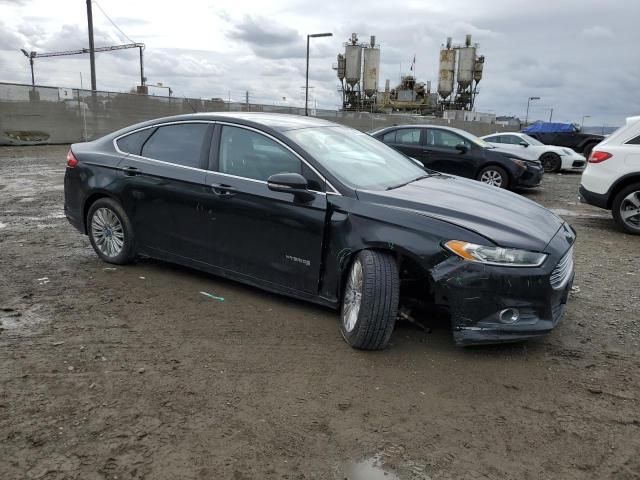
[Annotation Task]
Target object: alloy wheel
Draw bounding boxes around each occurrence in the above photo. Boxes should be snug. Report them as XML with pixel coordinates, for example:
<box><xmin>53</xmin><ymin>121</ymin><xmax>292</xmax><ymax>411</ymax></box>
<box><xmin>619</xmin><ymin>190</ymin><xmax>640</xmax><ymax>230</ymax></box>
<box><xmin>91</xmin><ymin>207</ymin><xmax>125</xmax><ymax>258</ymax></box>
<box><xmin>342</xmin><ymin>259</ymin><xmax>363</xmax><ymax>333</ymax></box>
<box><xmin>480</xmin><ymin>170</ymin><xmax>503</xmax><ymax>187</ymax></box>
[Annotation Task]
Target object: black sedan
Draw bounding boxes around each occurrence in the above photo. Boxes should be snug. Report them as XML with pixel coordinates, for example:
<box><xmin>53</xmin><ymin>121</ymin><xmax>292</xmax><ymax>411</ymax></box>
<box><xmin>370</xmin><ymin>124</ymin><xmax>543</xmax><ymax>190</ymax></box>
<box><xmin>64</xmin><ymin>113</ymin><xmax>575</xmax><ymax>350</ymax></box>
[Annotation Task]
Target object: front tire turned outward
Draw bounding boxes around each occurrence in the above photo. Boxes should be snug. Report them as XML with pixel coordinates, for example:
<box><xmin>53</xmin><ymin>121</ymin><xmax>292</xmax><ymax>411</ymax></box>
<box><xmin>339</xmin><ymin>250</ymin><xmax>400</xmax><ymax>350</ymax></box>
<box><xmin>612</xmin><ymin>183</ymin><xmax>640</xmax><ymax>235</ymax></box>
<box><xmin>541</xmin><ymin>152</ymin><xmax>561</xmax><ymax>173</ymax></box>
<box><xmin>87</xmin><ymin>198</ymin><xmax>137</xmax><ymax>264</ymax></box>
<box><xmin>477</xmin><ymin>165</ymin><xmax>510</xmax><ymax>189</ymax></box>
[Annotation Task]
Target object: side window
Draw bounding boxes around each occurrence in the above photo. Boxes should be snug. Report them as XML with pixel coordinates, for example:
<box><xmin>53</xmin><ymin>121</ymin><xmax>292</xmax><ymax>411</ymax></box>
<box><xmin>428</xmin><ymin>130</ymin><xmax>470</xmax><ymax>149</ymax></box>
<box><xmin>503</xmin><ymin>135</ymin><xmax>522</xmax><ymax>145</ymax></box>
<box><xmin>219</xmin><ymin>126</ymin><xmax>301</xmax><ymax>182</ymax></box>
<box><xmin>395</xmin><ymin>129</ymin><xmax>422</xmax><ymax>146</ymax></box>
<box><xmin>626</xmin><ymin>134</ymin><xmax>640</xmax><ymax>145</ymax></box>
<box><xmin>141</xmin><ymin>123</ymin><xmax>209</xmax><ymax>168</ymax></box>
<box><xmin>116</xmin><ymin>128</ymin><xmax>155</xmax><ymax>155</ymax></box>
<box><xmin>382</xmin><ymin>130</ymin><xmax>396</xmax><ymax>143</ymax></box>
<box><xmin>302</xmin><ymin>164</ymin><xmax>325</xmax><ymax>192</ymax></box>
<box><xmin>485</xmin><ymin>135</ymin><xmax>501</xmax><ymax>143</ymax></box>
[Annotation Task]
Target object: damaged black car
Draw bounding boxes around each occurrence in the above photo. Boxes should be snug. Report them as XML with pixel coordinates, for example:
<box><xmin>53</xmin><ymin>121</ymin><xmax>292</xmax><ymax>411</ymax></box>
<box><xmin>64</xmin><ymin>113</ymin><xmax>576</xmax><ymax>350</ymax></box>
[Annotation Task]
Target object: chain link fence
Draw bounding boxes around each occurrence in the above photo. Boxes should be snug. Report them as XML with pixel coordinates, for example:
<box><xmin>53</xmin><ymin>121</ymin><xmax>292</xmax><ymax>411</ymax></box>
<box><xmin>0</xmin><ymin>82</ymin><xmax>515</xmax><ymax>145</ymax></box>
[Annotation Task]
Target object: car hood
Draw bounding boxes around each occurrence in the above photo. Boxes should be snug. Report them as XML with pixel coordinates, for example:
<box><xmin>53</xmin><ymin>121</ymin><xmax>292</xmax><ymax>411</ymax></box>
<box><xmin>357</xmin><ymin>174</ymin><xmax>564</xmax><ymax>252</ymax></box>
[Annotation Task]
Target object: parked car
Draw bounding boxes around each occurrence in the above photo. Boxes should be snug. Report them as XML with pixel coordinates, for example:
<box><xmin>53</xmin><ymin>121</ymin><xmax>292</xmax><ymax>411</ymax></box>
<box><xmin>579</xmin><ymin>115</ymin><xmax>640</xmax><ymax>234</ymax></box>
<box><xmin>481</xmin><ymin>132</ymin><xmax>587</xmax><ymax>173</ymax></box>
<box><xmin>370</xmin><ymin>125</ymin><xmax>543</xmax><ymax>190</ymax></box>
<box><xmin>64</xmin><ymin>113</ymin><xmax>575</xmax><ymax>350</ymax></box>
<box><xmin>522</xmin><ymin>122</ymin><xmax>604</xmax><ymax>160</ymax></box>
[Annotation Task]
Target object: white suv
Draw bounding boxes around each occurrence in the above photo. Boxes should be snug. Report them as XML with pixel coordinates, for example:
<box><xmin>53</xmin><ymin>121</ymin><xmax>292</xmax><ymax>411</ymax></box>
<box><xmin>580</xmin><ymin>116</ymin><xmax>640</xmax><ymax>234</ymax></box>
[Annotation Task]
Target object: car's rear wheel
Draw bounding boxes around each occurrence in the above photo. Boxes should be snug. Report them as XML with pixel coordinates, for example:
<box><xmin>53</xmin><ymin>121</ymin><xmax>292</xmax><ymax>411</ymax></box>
<box><xmin>541</xmin><ymin>152</ymin><xmax>561</xmax><ymax>173</ymax></box>
<box><xmin>87</xmin><ymin>198</ymin><xmax>136</xmax><ymax>264</ymax></box>
<box><xmin>339</xmin><ymin>250</ymin><xmax>399</xmax><ymax>350</ymax></box>
<box><xmin>477</xmin><ymin>166</ymin><xmax>510</xmax><ymax>189</ymax></box>
<box><xmin>612</xmin><ymin>183</ymin><xmax>640</xmax><ymax>234</ymax></box>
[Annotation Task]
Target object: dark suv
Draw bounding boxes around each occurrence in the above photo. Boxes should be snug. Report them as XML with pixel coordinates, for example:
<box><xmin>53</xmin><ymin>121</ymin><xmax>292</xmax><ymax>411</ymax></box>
<box><xmin>523</xmin><ymin>122</ymin><xmax>604</xmax><ymax>159</ymax></box>
<box><xmin>371</xmin><ymin>125</ymin><xmax>543</xmax><ymax>190</ymax></box>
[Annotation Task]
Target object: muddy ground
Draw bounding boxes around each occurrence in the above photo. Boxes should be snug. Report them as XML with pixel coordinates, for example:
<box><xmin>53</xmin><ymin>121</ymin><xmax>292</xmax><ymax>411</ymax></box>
<box><xmin>0</xmin><ymin>145</ymin><xmax>638</xmax><ymax>480</ymax></box>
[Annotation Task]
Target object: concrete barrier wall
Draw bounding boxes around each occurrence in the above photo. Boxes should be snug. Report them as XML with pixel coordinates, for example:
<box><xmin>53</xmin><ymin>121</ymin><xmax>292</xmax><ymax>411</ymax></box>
<box><xmin>0</xmin><ymin>82</ymin><xmax>515</xmax><ymax>146</ymax></box>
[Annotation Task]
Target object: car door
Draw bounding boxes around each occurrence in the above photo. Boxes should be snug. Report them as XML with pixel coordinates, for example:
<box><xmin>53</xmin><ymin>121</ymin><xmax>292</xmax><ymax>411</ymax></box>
<box><xmin>203</xmin><ymin>124</ymin><xmax>328</xmax><ymax>294</ymax></box>
<box><xmin>379</xmin><ymin>128</ymin><xmax>428</xmax><ymax>164</ymax></box>
<box><xmin>423</xmin><ymin>128</ymin><xmax>476</xmax><ymax>177</ymax></box>
<box><xmin>116</xmin><ymin>122</ymin><xmax>214</xmax><ymax>263</ymax></box>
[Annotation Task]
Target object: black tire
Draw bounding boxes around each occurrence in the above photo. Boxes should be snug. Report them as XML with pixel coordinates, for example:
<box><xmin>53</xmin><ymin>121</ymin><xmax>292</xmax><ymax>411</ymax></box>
<box><xmin>611</xmin><ymin>183</ymin><xmax>640</xmax><ymax>235</ymax></box>
<box><xmin>87</xmin><ymin>197</ymin><xmax>137</xmax><ymax>264</ymax></box>
<box><xmin>582</xmin><ymin>143</ymin><xmax>596</xmax><ymax>160</ymax></box>
<box><xmin>540</xmin><ymin>152</ymin><xmax>561</xmax><ymax>173</ymax></box>
<box><xmin>339</xmin><ymin>250</ymin><xmax>400</xmax><ymax>350</ymax></box>
<box><xmin>477</xmin><ymin>165</ymin><xmax>510</xmax><ymax>189</ymax></box>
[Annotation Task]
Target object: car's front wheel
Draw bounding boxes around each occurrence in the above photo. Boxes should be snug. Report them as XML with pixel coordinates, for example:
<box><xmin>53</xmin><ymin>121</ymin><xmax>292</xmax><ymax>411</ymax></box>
<box><xmin>540</xmin><ymin>152</ymin><xmax>561</xmax><ymax>173</ymax></box>
<box><xmin>612</xmin><ymin>183</ymin><xmax>640</xmax><ymax>234</ymax></box>
<box><xmin>87</xmin><ymin>198</ymin><xmax>137</xmax><ymax>264</ymax></box>
<box><xmin>339</xmin><ymin>250</ymin><xmax>399</xmax><ymax>350</ymax></box>
<box><xmin>477</xmin><ymin>165</ymin><xmax>510</xmax><ymax>189</ymax></box>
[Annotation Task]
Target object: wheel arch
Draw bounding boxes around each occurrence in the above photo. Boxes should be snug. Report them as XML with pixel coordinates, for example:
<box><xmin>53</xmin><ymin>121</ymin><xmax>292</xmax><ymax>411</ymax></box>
<box><xmin>82</xmin><ymin>191</ymin><xmax>121</xmax><ymax>234</ymax></box>
<box><xmin>475</xmin><ymin>162</ymin><xmax>514</xmax><ymax>183</ymax></box>
<box><xmin>607</xmin><ymin>174</ymin><xmax>640</xmax><ymax>209</ymax></box>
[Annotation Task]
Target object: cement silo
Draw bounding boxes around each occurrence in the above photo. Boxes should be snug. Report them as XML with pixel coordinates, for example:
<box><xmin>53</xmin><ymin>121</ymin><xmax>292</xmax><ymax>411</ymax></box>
<box><xmin>344</xmin><ymin>33</ymin><xmax>362</xmax><ymax>88</ymax></box>
<box><xmin>362</xmin><ymin>36</ymin><xmax>380</xmax><ymax>97</ymax></box>
<box><xmin>456</xmin><ymin>35</ymin><xmax>476</xmax><ymax>90</ymax></box>
<box><xmin>336</xmin><ymin>54</ymin><xmax>346</xmax><ymax>81</ymax></box>
<box><xmin>474</xmin><ymin>56</ymin><xmax>484</xmax><ymax>83</ymax></box>
<box><xmin>438</xmin><ymin>38</ymin><xmax>456</xmax><ymax>100</ymax></box>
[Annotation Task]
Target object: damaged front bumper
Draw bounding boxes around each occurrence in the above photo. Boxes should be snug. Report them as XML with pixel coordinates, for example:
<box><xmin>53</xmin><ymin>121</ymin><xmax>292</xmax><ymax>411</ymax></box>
<box><xmin>430</xmin><ymin>235</ymin><xmax>575</xmax><ymax>346</ymax></box>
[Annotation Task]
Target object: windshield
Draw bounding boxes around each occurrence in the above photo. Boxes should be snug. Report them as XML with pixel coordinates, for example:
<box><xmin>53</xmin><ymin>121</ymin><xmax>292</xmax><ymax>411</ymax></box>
<box><xmin>450</xmin><ymin>127</ymin><xmax>494</xmax><ymax>149</ymax></box>
<box><xmin>520</xmin><ymin>134</ymin><xmax>545</xmax><ymax>146</ymax></box>
<box><xmin>284</xmin><ymin>126</ymin><xmax>429</xmax><ymax>190</ymax></box>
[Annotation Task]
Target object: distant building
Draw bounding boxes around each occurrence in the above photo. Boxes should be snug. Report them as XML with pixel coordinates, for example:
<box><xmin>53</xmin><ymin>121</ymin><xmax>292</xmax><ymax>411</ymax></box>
<box><xmin>496</xmin><ymin>116</ymin><xmax>522</xmax><ymax>129</ymax></box>
<box><xmin>443</xmin><ymin>110</ymin><xmax>496</xmax><ymax>124</ymax></box>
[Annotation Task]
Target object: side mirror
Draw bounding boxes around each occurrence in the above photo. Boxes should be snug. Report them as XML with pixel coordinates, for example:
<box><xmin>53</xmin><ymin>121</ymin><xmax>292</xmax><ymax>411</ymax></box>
<box><xmin>519</xmin><ymin>141</ymin><xmax>529</xmax><ymax>147</ymax></box>
<box><xmin>267</xmin><ymin>172</ymin><xmax>313</xmax><ymax>201</ymax></box>
<box><xmin>455</xmin><ymin>143</ymin><xmax>469</xmax><ymax>154</ymax></box>
<box><xmin>409</xmin><ymin>157</ymin><xmax>424</xmax><ymax>168</ymax></box>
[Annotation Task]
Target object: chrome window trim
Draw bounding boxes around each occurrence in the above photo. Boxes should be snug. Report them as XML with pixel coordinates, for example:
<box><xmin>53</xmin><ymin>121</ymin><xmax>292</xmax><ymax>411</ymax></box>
<box><xmin>113</xmin><ymin>119</ymin><xmax>341</xmax><ymax>195</ymax></box>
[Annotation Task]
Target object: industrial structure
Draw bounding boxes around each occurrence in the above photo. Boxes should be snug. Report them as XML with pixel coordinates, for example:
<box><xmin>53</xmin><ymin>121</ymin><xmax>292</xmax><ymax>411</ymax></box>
<box><xmin>334</xmin><ymin>33</ymin><xmax>485</xmax><ymax>115</ymax></box>
<box><xmin>335</xmin><ymin>33</ymin><xmax>380</xmax><ymax>112</ymax></box>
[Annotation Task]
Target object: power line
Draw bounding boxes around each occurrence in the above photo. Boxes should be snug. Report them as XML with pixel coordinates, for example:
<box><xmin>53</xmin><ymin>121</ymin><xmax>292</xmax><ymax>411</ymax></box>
<box><xmin>92</xmin><ymin>0</ymin><xmax>135</xmax><ymax>44</ymax></box>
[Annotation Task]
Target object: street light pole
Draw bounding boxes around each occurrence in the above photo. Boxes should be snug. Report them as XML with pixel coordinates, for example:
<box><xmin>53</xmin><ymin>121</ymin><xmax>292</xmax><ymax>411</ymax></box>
<box><xmin>86</xmin><ymin>0</ymin><xmax>97</xmax><ymax>91</ymax></box>
<box><xmin>305</xmin><ymin>32</ymin><xmax>332</xmax><ymax>116</ymax></box>
<box><xmin>525</xmin><ymin>96</ymin><xmax>541</xmax><ymax>126</ymax></box>
<box><xmin>581</xmin><ymin>115</ymin><xmax>591</xmax><ymax>128</ymax></box>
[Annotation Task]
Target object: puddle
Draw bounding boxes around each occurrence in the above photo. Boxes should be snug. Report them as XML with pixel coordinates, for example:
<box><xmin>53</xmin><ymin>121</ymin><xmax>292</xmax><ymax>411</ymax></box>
<box><xmin>0</xmin><ymin>305</ymin><xmax>50</xmax><ymax>332</ymax></box>
<box><xmin>339</xmin><ymin>454</ymin><xmax>400</xmax><ymax>480</ymax></box>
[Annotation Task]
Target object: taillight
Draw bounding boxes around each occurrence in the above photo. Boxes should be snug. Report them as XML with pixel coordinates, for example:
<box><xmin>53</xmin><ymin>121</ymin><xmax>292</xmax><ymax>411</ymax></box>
<box><xmin>66</xmin><ymin>149</ymin><xmax>78</xmax><ymax>168</ymax></box>
<box><xmin>588</xmin><ymin>151</ymin><xmax>612</xmax><ymax>163</ymax></box>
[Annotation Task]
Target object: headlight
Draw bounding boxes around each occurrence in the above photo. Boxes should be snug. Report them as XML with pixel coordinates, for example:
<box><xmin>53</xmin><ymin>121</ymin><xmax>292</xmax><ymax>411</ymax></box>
<box><xmin>444</xmin><ymin>240</ymin><xmax>547</xmax><ymax>267</ymax></box>
<box><xmin>511</xmin><ymin>158</ymin><xmax>526</xmax><ymax>168</ymax></box>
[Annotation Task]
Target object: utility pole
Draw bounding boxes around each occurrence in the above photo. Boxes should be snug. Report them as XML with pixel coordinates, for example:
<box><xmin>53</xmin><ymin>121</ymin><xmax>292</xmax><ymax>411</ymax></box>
<box><xmin>139</xmin><ymin>45</ymin><xmax>145</xmax><ymax>88</ymax></box>
<box><xmin>245</xmin><ymin>91</ymin><xmax>249</xmax><ymax>111</ymax></box>
<box><xmin>525</xmin><ymin>96</ymin><xmax>540</xmax><ymax>127</ymax></box>
<box><xmin>86</xmin><ymin>0</ymin><xmax>96</xmax><ymax>91</ymax></box>
<box><xmin>549</xmin><ymin>108</ymin><xmax>553</xmax><ymax>122</ymax></box>
<box><xmin>305</xmin><ymin>32</ymin><xmax>332</xmax><ymax>116</ymax></box>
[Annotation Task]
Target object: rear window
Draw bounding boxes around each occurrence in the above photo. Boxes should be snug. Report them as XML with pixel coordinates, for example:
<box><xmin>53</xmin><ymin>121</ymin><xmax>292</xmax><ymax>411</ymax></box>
<box><xmin>116</xmin><ymin>128</ymin><xmax>155</xmax><ymax>155</ymax></box>
<box><xmin>141</xmin><ymin>123</ymin><xmax>209</xmax><ymax>168</ymax></box>
<box><xmin>626</xmin><ymin>134</ymin><xmax>640</xmax><ymax>145</ymax></box>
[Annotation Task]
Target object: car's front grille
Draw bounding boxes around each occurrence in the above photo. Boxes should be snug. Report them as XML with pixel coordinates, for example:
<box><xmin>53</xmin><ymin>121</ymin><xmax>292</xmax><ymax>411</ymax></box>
<box><xmin>550</xmin><ymin>247</ymin><xmax>574</xmax><ymax>289</ymax></box>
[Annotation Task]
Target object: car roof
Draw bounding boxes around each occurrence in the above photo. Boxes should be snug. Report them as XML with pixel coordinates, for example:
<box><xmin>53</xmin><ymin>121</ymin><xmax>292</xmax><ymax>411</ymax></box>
<box><xmin>157</xmin><ymin>112</ymin><xmax>336</xmax><ymax>132</ymax></box>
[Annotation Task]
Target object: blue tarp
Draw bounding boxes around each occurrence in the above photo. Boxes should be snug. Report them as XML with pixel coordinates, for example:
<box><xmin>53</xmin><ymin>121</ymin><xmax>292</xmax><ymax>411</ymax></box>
<box><xmin>522</xmin><ymin>122</ymin><xmax>577</xmax><ymax>133</ymax></box>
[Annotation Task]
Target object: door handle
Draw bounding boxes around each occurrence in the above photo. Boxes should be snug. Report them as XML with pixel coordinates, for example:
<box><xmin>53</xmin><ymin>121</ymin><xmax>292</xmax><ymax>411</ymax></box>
<box><xmin>122</xmin><ymin>166</ymin><xmax>139</xmax><ymax>176</ymax></box>
<box><xmin>211</xmin><ymin>183</ymin><xmax>238</xmax><ymax>196</ymax></box>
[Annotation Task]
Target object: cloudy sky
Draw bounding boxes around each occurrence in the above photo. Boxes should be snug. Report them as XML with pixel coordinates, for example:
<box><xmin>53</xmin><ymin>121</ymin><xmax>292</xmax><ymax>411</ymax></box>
<box><xmin>0</xmin><ymin>0</ymin><xmax>636</xmax><ymax>126</ymax></box>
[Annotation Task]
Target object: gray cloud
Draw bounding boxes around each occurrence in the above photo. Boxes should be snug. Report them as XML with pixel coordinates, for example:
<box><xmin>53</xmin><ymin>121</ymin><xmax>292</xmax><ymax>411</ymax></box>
<box><xmin>231</xmin><ymin>15</ymin><xmax>300</xmax><ymax>47</ymax></box>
